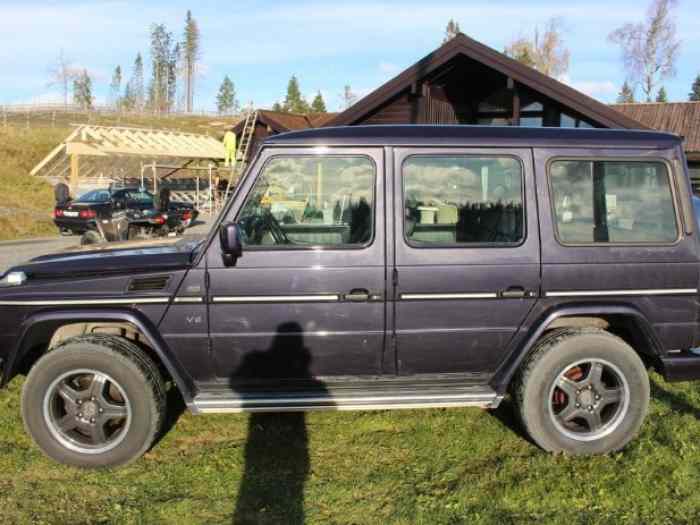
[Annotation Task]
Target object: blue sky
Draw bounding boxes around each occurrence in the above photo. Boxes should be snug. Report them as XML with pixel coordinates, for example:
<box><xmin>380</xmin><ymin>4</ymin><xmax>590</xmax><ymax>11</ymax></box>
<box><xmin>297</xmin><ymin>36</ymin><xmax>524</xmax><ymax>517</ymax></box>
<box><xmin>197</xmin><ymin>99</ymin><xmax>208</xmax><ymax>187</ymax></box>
<box><xmin>1</xmin><ymin>0</ymin><xmax>699</xmax><ymax>111</ymax></box>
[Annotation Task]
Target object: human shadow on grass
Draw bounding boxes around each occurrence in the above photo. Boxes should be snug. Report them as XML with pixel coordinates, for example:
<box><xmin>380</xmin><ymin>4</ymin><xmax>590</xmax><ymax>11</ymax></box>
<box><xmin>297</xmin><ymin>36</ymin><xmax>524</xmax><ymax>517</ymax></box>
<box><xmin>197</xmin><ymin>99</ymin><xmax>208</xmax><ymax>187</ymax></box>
<box><xmin>230</xmin><ymin>322</ymin><xmax>328</xmax><ymax>525</ymax></box>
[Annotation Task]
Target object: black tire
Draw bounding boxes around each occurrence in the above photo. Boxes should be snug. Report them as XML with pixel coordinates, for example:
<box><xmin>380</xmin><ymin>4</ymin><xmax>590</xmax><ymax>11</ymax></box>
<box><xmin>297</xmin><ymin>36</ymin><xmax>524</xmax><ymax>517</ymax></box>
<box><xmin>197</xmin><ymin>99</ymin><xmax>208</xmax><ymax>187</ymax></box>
<box><xmin>21</xmin><ymin>335</ymin><xmax>166</xmax><ymax>468</ymax></box>
<box><xmin>513</xmin><ymin>328</ymin><xmax>649</xmax><ymax>455</ymax></box>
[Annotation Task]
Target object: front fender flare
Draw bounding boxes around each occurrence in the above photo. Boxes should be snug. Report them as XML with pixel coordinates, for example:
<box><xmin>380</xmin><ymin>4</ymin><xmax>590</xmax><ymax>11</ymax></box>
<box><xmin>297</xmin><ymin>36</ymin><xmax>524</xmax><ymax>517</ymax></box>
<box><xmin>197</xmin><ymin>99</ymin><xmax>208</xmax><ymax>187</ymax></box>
<box><xmin>490</xmin><ymin>302</ymin><xmax>662</xmax><ymax>394</ymax></box>
<box><xmin>3</xmin><ymin>308</ymin><xmax>196</xmax><ymax>403</ymax></box>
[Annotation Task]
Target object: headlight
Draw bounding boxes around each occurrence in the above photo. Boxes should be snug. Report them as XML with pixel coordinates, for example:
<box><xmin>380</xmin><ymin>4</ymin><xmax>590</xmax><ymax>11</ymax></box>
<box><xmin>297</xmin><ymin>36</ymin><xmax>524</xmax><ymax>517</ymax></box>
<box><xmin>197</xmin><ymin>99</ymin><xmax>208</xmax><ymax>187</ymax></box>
<box><xmin>0</xmin><ymin>271</ymin><xmax>28</xmax><ymax>287</ymax></box>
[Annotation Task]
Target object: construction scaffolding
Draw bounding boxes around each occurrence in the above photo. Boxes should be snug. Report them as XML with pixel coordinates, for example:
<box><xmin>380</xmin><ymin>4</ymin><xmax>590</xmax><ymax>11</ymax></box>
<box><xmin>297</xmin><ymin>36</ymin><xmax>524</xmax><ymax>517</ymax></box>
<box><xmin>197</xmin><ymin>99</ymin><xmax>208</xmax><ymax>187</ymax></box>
<box><xmin>30</xmin><ymin>124</ymin><xmax>234</xmax><ymax>213</ymax></box>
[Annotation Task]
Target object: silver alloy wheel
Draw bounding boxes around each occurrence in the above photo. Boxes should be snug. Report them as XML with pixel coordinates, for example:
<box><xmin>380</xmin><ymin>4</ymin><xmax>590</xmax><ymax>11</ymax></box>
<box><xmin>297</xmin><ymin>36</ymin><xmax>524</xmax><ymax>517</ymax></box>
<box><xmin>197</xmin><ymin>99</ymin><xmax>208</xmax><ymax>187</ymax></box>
<box><xmin>547</xmin><ymin>358</ymin><xmax>630</xmax><ymax>442</ymax></box>
<box><xmin>42</xmin><ymin>369</ymin><xmax>132</xmax><ymax>454</ymax></box>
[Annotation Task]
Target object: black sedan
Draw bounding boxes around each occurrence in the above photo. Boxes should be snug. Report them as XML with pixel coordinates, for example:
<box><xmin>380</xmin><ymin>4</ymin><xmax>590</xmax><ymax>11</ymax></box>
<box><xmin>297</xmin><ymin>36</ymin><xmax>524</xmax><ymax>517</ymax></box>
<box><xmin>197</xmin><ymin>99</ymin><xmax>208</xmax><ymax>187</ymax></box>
<box><xmin>53</xmin><ymin>188</ymin><xmax>198</xmax><ymax>236</ymax></box>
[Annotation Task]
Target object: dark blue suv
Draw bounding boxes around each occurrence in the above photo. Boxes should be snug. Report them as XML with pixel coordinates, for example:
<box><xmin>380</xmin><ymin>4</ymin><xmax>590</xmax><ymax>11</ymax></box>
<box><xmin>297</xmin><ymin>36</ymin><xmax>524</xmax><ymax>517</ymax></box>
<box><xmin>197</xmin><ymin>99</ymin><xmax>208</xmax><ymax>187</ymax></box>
<box><xmin>1</xmin><ymin>125</ymin><xmax>698</xmax><ymax>467</ymax></box>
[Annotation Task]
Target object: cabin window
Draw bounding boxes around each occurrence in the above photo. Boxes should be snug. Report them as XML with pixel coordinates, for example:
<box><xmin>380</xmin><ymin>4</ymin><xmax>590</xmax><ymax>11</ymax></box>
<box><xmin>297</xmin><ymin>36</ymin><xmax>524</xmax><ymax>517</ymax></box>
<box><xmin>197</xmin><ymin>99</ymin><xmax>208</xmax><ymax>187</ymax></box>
<box><xmin>237</xmin><ymin>155</ymin><xmax>375</xmax><ymax>248</ymax></box>
<box><xmin>402</xmin><ymin>155</ymin><xmax>524</xmax><ymax>246</ymax></box>
<box><xmin>549</xmin><ymin>160</ymin><xmax>679</xmax><ymax>244</ymax></box>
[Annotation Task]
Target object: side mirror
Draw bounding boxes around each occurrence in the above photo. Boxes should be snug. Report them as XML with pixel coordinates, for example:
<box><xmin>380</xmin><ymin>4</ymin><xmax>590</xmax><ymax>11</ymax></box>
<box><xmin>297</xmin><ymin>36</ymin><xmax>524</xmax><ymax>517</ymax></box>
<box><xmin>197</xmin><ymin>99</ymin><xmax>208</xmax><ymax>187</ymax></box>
<box><xmin>219</xmin><ymin>222</ymin><xmax>243</xmax><ymax>266</ymax></box>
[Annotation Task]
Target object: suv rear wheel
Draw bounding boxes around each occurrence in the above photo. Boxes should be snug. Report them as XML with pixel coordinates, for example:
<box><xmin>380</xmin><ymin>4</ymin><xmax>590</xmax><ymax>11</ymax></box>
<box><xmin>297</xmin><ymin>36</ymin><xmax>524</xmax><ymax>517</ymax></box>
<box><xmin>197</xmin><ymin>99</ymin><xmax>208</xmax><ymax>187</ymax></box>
<box><xmin>21</xmin><ymin>335</ymin><xmax>166</xmax><ymax>468</ymax></box>
<box><xmin>514</xmin><ymin>328</ymin><xmax>649</xmax><ymax>455</ymax></box>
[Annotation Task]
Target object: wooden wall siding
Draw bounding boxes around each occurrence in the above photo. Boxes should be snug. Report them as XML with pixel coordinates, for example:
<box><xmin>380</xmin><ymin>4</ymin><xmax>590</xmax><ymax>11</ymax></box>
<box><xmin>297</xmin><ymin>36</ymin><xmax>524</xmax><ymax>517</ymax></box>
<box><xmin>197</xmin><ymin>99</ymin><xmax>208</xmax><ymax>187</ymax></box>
<box><xmin>612</xmin><ymin>102</ymin><xmax>700</xmax><ymax>156</ymax></box>
<box><xmin>363</xmin><ymin>94</ymin><xmax>416</xmax><ymax>125</ymax></box>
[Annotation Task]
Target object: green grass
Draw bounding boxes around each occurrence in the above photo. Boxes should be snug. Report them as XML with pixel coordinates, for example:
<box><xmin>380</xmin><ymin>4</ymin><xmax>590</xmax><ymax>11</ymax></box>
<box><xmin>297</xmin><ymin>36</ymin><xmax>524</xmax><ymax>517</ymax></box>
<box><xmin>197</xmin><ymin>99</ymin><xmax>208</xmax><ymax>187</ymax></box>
<box><xmin>2</xmin><ymin>372</ymin><xmax>700</xmax><ymax>524</ymax></box>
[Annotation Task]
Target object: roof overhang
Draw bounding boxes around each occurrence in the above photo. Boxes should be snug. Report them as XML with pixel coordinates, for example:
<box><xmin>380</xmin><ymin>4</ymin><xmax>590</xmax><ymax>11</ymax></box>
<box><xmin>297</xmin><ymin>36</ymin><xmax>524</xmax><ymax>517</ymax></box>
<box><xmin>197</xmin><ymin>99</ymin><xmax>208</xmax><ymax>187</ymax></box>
<box><xmin>326</xmin><ymin>33</ymin><xmax>646</xmax><ymax>130</ymax></box>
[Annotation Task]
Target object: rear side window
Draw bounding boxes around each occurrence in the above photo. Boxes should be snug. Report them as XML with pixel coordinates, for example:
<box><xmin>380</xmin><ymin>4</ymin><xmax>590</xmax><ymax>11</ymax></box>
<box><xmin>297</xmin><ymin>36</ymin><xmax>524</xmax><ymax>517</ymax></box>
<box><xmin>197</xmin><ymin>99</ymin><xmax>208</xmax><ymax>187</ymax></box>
<box><xmin>549</xmin><ymin>160</ymin><xmax>678</xmax><ymax>244</ymax></box>
<box><xmin>403</xmin><ymin>155</ymin><xmax>524</xmax><ymax>246</ymax></box>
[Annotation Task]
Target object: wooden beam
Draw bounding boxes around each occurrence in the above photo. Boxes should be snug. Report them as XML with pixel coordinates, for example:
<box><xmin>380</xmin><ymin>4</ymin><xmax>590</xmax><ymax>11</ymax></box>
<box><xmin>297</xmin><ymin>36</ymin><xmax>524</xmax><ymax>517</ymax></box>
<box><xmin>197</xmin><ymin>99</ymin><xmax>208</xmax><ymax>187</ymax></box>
<box><xmin>512</xmin><ymin>82</ymin><xmax>521</xmax><ymax>126</ymax></box>
<box><xmin>70</xmin><ymin>154</ymin><xmax>80</xmax><ymax>195</ymax></box>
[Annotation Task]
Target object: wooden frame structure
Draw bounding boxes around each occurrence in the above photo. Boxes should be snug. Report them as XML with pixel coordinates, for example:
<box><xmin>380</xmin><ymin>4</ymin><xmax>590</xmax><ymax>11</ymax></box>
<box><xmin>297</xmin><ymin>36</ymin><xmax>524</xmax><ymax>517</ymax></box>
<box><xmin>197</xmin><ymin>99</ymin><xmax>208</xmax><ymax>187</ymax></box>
<box><xmin>30</xmin><ymin>124</ymin><xmax>226</xmax><ymax>197</ymax></box>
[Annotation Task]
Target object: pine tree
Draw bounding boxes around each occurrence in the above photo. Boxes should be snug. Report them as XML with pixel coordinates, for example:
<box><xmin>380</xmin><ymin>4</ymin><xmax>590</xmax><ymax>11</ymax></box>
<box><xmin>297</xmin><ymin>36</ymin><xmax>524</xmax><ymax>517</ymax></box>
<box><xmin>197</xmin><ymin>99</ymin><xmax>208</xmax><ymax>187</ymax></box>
<box><xmin>616</xmin><ymin>81</ymin><xmax>636</xmax><ymax>103</ymax></box>
<box><xmin>282</xmin><ymin>75</ymin><xmax>309</xmax><ymax>113</ymax></box>
<box><xmin>148</xmin><ymin>24</ymin><xmax>175</xmax><ymax>113</ymax></box>
<box><xmin>109</xmin><ymin>66</ymin><xmax>122</xmax><ymax>108</ymax></box>
<box><xmin>690</xmin><ymin>74</ymin><xmax>700</xmax><ymax>101</ymax></box>
<box><xmin>271</xmin><ymin>102</ymin><xmax>283</xmax><ymax>112</ymax></box>
<box><xmin>183</xmin><ymin>10</ymin><xmax>200</xmax><ymax>113</ymax></box>
<box><xmin>656</xmin><ymin>86</ymin><xmax>669</xmax><ymax>103</ymax></box>
<box><xmin>216</xmin><ymin>75</ymin><xmax>238</xmax><ymax>114</ymax></box>
<box><xmin>310</xmin><ymin>91</ymin><xmax>327</xmax><ymax>113</ymax></box>
<box><xmin>128</xmin><ymin>53</ymin><xmax>145</xmax><ymax>110</ymax></box>
<box><xmin>443</xmin><ymin>19</ymin><xmax>461</xmax><ymax>43</ymax></box>
<box><xmin>73</xmin><ymin>69</ymin><xmax>93</xmax><ymax>110</ymax></box>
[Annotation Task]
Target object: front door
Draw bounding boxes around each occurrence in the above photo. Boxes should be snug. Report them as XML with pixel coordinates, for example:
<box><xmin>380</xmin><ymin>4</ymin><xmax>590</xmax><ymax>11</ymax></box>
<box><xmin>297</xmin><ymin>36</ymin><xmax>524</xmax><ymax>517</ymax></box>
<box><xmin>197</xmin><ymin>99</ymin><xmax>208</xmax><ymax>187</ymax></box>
<box><xmin>206</xmin><ymin>147</ymin><xmax>388</xmax><ymax>388</ymax></box>
<box><xmin>392</xmin><ymin>148</ymin><xmax>540</xmax><ymax>376</ymax></box>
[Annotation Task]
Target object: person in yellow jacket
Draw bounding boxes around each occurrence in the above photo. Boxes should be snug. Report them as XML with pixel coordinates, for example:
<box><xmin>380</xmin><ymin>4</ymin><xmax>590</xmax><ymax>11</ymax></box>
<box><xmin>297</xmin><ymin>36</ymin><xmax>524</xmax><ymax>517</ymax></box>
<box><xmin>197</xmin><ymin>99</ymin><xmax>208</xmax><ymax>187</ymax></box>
<box><xmin>223</xmin><ymin>127</ymin><xmax>237</xmax><ymax>168</ymax></box>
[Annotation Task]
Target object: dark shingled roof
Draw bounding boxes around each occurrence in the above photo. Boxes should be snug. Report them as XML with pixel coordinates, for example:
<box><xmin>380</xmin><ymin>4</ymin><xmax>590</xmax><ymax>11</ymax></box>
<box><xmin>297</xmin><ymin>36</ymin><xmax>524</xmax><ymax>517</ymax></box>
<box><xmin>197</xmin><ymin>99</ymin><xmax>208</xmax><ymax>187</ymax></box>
<box><xmin>233</xmin><ymin>110</ymin><xmax>340</xmax><ymax>134</ymax></box>
<box><xmin>612</xmin><ymin>102</ymin><xmax>700</xmax><ymax>159</ymax></box>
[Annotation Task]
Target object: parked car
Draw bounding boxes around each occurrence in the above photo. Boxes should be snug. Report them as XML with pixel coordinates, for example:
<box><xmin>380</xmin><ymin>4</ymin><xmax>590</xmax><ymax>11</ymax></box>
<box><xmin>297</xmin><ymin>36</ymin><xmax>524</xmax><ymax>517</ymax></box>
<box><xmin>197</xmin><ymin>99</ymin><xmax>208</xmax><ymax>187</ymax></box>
<box><xmin>53</xmin><ymin>187</ymin><xmax>198</xmax><ymax>237</ymax></box>
<box><xmin>2</xmin><ymin>125</ymin><xmax>700</xmax><ymax>468</ymax></box>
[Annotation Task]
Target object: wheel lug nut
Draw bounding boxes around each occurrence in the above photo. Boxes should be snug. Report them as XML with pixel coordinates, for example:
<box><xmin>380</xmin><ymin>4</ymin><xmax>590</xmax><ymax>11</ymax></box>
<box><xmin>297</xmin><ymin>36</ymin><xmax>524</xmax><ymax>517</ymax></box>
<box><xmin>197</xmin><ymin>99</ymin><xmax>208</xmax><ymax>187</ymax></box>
<box><xmin>575</xmin><ymin>403</ymin><xmax>581</xmax><ymax>408</ymax></box>
<box><xmin>576</xmin><ymin>390</ymin><xmax>581</xmax><ymax>395</ymax></box>
<box><xmin>588</xmin><ymin>405</ymin><xmax>593</xmax><ymax>411</ymax></box>
<box><xmin>98</xmin><ymin>408</ymin><xmax>104</xmax><ymax>413</ymax></box>
<box><xmin>595</xmin><ymin>395</ymin><xmax>601</xmax><ymax>400</ymax></box>
<box><xmin>90</xmin><ymin>418</ymin><xmax>95</xmax><ymax>424</ymax></box>
<box><xmin>78</xmin><ymin>413</ymin><xmax>83</xmax><ymax>418</ymax></box>
<box><xmin>588</xmin><ymin>385</ymin><xmax>592</xmax><ymax>390</ymax></box>
<box><xmin>77</xmin><ymin>400</ymin><xmax>82</xmax><ymax>405</ymax></box>
<box><xmin>91</xmin><ymin>396</ymin><xmax>96</xmax><ymax>401</ymax></box>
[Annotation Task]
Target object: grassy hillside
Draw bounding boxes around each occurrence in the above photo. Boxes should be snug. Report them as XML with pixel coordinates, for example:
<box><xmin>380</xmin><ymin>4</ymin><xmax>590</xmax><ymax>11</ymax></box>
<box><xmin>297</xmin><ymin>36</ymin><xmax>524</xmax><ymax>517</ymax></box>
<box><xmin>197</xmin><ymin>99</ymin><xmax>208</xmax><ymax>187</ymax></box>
<box><xmin>0</xmin><ymin>127</ymin><xmax>66</xmax><ymax>240</ymax></box>
<box><xmin>2</xmin><ymin>372</ymin><xmax>700</xmax><ymax>523</ymax></box>
<box><xmin>0</xmin><ymin>116</ymin><xmax>235</xmax><ymax>241</ymax></box>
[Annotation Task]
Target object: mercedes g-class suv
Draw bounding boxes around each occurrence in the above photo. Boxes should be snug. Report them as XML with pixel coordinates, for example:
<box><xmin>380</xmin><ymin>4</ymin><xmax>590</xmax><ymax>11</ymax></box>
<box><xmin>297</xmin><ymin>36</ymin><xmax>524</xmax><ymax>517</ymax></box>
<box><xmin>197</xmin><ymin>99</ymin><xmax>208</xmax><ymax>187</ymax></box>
<box><xmin>1</xmin><ymin>126</ymin><xmax>699</xmax><ymax>468</ymax></box>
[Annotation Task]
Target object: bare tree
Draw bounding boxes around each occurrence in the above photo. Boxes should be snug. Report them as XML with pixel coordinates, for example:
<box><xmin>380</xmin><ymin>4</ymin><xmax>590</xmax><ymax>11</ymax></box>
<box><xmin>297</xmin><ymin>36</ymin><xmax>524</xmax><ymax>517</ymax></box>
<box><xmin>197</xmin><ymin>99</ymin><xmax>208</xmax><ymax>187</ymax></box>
<box><xmin>443</xmin><ymin>19</ymin><xmax>461</xmax><ymax>44</ymax></box>
<box><xmin>47</xmin><ymin>50</ymin><xmax>79</xmax><ymax>107</ymax></box>
<box><xmin>340</xmin><ymin>85</ymin><xmax>357</xmax><ymax>109</ymax></box>
<box><xmin>608</xmin><ymin>0</ymin><xmax>681</xmax><ymax>102</ymax></box>
<box><xmin>505</xmin><ymin>18</ymin><xmax>570</xmax><ymax>79</ymax></box>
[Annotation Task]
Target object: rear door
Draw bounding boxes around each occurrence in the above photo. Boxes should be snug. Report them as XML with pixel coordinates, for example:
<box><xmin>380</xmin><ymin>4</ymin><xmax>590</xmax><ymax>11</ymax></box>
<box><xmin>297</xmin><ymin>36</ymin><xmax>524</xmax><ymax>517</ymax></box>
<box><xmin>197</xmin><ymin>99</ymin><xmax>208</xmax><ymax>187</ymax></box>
<box><xmin>206</xmin><ymin>147</ymin><xmax>389</xmax><ymax>387</ymax></box>
<box><xmin>392</xmin><ymin>148</ymin><xmax>540</xmax><ymax>376</ymax></box>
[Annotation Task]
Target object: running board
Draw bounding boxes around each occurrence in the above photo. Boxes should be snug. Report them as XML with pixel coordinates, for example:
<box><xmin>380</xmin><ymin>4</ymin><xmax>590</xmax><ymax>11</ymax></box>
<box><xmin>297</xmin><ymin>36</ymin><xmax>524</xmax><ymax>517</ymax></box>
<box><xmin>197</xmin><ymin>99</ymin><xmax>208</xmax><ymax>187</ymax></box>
<box><xmin>190</xmin><ymin>388</ymin><xmax>502</xmax><ymax>414</ymax></box>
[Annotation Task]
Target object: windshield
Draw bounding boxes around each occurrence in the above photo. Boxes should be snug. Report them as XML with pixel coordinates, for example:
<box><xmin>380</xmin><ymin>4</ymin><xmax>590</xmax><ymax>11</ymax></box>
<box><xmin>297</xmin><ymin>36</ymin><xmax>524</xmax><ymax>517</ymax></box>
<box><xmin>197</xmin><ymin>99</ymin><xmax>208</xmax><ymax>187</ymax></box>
<box><xmin>77</xmin><ymin>189</ymin><xmax>111</xmax><ymax>203</ymax></box>
<box><xmin>123</xmin><ymin>190</ymin><xmax>154</xmax><ymax>204</ymax></box>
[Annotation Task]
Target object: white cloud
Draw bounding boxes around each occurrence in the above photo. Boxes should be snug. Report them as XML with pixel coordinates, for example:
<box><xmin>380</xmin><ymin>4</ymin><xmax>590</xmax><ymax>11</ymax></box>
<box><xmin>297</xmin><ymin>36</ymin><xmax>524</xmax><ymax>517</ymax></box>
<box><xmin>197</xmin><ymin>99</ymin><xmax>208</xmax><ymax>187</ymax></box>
<box><xmin>378</xmin><ymin>62</ymin><xmax>401</xmax><ymax>76</ymax></box>
<box><xmin>568</xmin><ymin>80</ymin><xmax>618</xmax><ymax>98</ymax></box>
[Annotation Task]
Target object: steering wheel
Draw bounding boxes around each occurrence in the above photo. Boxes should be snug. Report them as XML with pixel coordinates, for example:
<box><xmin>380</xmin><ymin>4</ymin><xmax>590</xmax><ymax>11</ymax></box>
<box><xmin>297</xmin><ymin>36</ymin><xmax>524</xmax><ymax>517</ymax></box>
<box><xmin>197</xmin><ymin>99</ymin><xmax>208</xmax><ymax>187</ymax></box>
<box><xmin>240</xmin><ymin>210</ymin><xmax>290</xmax><ymax>245</ymax></box>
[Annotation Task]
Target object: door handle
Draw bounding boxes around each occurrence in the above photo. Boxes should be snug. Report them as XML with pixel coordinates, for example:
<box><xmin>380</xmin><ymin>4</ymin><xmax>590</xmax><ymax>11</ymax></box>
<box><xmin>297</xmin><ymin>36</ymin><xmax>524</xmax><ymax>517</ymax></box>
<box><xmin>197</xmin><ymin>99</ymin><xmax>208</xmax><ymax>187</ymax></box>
<box><xmin>344</xmin><ymin>288</ymin><xmax>371</xmax><ymax>302</ymax></box>
<box><xmin>500</xmin><ymin>287</ymin><xmax>530</xmax><ymax>299</ymax></box>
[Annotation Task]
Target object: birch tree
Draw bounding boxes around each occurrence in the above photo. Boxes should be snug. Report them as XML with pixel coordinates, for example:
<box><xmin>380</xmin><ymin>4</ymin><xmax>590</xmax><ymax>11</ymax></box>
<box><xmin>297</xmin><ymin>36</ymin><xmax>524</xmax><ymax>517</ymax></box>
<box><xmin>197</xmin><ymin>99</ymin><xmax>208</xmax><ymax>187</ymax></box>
<box><xmin>608</xmin><ymin>0</ymin><xmax>681</xmax><ymax>102</ymax></box>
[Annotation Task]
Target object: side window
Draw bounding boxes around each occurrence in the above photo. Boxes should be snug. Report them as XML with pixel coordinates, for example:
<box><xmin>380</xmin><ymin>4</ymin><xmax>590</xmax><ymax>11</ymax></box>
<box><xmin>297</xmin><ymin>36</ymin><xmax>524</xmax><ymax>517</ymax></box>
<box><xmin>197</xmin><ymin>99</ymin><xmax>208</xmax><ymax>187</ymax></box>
<box><xmin>237</xmin><ymin>155</ymin><xmax>375</xmax><ymax>248</ymax></box>
<box><xmin>549</xmin><ymin>160</ymin><xmax>679</xmax><ymax>244</ymax></box>
<box><xmin>403</xmin><ymin>155</ymin><xmax>524</xmax><ymax>246</ymax></box>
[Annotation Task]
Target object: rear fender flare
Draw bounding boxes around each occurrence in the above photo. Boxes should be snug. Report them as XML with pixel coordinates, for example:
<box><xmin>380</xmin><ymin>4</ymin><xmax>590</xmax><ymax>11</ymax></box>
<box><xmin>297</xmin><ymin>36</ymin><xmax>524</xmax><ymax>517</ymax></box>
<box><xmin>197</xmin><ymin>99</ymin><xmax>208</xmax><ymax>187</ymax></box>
<box><xmin>491</xmin><ymin>303</ymin><xmax>662</xmax><ymax>394</ymax></box>
<box><xmin>4</xmin><ymin>308</ymin><xmax>196</xmax><ymax>403</ymax></box>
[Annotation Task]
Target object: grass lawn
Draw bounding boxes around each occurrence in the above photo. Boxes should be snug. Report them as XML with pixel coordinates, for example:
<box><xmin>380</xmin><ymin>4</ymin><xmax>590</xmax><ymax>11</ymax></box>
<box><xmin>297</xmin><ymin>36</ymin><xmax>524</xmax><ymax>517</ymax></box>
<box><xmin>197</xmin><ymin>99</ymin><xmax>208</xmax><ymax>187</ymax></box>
<box><xmin>2</xmin><ymin>372</ymin><xmax>700</xmax><ymax>524</ymax></box>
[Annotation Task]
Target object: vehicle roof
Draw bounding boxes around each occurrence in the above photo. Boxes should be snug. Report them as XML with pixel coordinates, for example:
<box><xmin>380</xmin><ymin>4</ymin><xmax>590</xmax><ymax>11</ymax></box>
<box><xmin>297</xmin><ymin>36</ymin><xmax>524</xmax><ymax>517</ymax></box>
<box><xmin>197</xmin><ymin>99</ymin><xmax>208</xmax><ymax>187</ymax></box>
<box><xmin>265</xmin><ymin>125</ymin><xmax>682</xmax><ymax>150</ymax></box>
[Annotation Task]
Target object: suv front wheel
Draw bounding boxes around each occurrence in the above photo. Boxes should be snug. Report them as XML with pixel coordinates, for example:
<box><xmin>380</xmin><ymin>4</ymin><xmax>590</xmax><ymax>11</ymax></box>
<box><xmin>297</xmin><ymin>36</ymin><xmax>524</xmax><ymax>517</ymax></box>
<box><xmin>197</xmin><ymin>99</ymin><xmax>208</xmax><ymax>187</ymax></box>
<box><xmin>21</xmin><ymin>335</ymin><xmax>166</xmax><ymax>468</ymax></box>
<box><xmin>514</xmin><ymin>328</ymin><xmax>650</xmax><ymax>455</ymax></box>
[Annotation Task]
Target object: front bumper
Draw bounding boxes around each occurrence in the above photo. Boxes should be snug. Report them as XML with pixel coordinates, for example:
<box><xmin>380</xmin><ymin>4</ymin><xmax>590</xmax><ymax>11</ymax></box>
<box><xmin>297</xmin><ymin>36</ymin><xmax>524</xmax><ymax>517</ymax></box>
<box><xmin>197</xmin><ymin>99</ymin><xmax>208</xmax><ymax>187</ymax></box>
<box><xmin>659</xmin><ymin>352</ymin><xmax>700</xmax><ymax>382</ymax></box>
